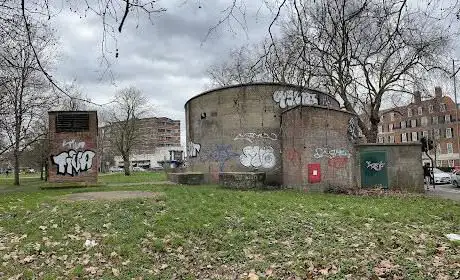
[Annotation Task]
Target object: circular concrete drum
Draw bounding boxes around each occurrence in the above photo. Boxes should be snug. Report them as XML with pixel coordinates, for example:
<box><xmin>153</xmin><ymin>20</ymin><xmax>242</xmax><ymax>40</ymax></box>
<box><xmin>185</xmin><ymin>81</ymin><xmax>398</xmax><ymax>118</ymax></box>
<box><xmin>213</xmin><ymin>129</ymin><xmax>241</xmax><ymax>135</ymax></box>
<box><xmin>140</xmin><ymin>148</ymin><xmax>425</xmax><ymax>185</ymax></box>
<box><xmin>184</xmin><ymin>82</ymin><xmax>341</xmax><ymax>185</ymax></box>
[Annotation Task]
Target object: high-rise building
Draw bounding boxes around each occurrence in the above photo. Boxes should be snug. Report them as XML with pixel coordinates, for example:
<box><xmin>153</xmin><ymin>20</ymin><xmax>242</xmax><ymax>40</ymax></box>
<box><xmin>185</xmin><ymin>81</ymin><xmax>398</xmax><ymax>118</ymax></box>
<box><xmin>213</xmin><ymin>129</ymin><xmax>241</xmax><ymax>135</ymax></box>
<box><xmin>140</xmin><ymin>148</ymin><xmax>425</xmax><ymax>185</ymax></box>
<box><xmin>99</xmin><ymin>117</ymin><xmax>182</xmax><ymax>170</ymax></box>
<box><xmin>377</xmin><ymin>87</ymin><xmax>460</xmax><ymax>167</ymax></box>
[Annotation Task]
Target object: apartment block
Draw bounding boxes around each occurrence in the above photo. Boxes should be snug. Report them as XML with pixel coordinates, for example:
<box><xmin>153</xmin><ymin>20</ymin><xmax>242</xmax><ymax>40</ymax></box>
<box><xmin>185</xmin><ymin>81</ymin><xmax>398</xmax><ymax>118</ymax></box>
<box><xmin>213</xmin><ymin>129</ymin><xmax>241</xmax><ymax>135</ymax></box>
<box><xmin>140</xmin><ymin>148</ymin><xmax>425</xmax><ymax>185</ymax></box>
<box><xmin>377</xmin><ymin>87</ymin><xmax>460</xmax><ymax>167</ymax></box>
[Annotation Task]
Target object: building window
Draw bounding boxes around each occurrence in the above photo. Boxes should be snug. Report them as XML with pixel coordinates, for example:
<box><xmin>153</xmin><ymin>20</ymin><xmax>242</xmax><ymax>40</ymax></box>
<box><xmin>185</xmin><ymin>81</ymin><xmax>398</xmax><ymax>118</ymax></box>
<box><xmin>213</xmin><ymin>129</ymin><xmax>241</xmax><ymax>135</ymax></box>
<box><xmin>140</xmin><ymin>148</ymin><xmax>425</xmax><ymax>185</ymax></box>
<box><xmin>378</xmin><ymin>125</ymin><xmax>383</xmax><ymax>134</ymax></box>
<box><xmin>418</xmin><ymin>107</ymin><xmax>422</xmax><ymax>115</ymax></box>
<box><xmin>390</xmin><ymin>112</ymin><xmax>395</xmax><ymax>121</ymax></box>
<box><xmin>432</xmin><ymin>116</ymin><xmax>438</xmax><ymax>124</ymax></box>
<box><xmin>449</xmin><ymin>160</ymin><xmax>455</xmax><ymax>167</ymax></box>
<box><xmin>389</xmin><ymin>135</ymin><xmax>395</xmax><ymax>143</ymax></box>
<box><xmin>380</xmin><ymin>115</ymin><xmax>384</xmax><ymax>122</ymax></box>
<box><xmin>401</xmin><ymin>121</ymin><xmax>406</xmax><ymax>129</ymax></box>
<box><xmin>437</xmin><ymin>144</ymin><xmax>442</xmax><ymax>154</ymax></box>
<box><xmin>422</xmin><ymin>131</ymin><xmax>428</xmax><ymax>138</ymax></box>
<box><xmin>440</xmin><ymin>103</ymin><xmax>446</xmax><ymax>112</ymax></box>
<box><xmin>158</xmin><ymin>128</ymin><xmax>165</xmax><ymax>133</ymax></box>
<box><xmin>446</xmin><ymin>127</ymin><xmax>453</xmax><ymax>138</ymax></box>
<box><xmin>445</xmin><ymin>115</ymin><xmax>451</xmax><ymax>123</ymax></box>
<box><xmin>429</xmin><ymin>105</ymin><xmax>434</xmax><ymax>113</ymax></box>
<box><xmin>56</xmin><ymin>112</ymin><xmax>90</xmax><ymax>133</ymax></box>
<box><xmin>411</xmin><ymin>119</ymin><xmax>417</xmax><ymax>128</ymax></box>
<box><xmin>407</xmin><ymin>108</ymin><xmax>412</xmax><ymax>117</ymax></box>
<box><xmin>421</xmin><ymin>116</ymin><xmax>427</xmax><ymax>126</ymax></box>
<box><xmin>411</xmin><ymin>131</ymin><xmax>418</xmax><ymax>142</ymax></box>
<box><xmin>447</xmin><ymin>143</ymin><xmax>453</xmax><ymax>154</ymax></box>
<box><xmin>401</xmin><ymin>133</ymin><xmax>407</xmax><ymax>142</ymax></box>
<box><xmin>434</xmin><ymin>129</ymin><xmax>440</xmax><ymax>139</ymax></box>
<box><xmin>388</xmin><ymin>123</ymin><xmax>393</xmax><ymax>132</ymax></box>
<box><xmin>378</xmin><ymin>136</ymin><xmax>384</xmax><ymax>143</ymax></box>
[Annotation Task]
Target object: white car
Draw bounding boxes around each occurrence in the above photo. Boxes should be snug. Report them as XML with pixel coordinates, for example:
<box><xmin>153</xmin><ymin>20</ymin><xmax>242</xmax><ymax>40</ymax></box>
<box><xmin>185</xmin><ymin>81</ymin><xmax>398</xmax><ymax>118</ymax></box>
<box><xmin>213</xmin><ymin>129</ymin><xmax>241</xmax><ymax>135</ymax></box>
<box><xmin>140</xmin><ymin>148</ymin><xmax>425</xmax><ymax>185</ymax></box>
<box><xmin>109</xmin><ymin>166</ymin><xmax>123</xmax><ymax>172</ymax></box>
<box><xmin>132</xmin><ymin>166</ymin><xmax>146</xmax><ymax>172</ymax></box>
<box><xmin>450</xmin><ymin>170</ymin><xmax>460</xmax><ymax>187</ymax></box>
<box><xmin>432</xmin><ymin>168</ymin><xmax>451</xmax><ymax>185</ymax></box>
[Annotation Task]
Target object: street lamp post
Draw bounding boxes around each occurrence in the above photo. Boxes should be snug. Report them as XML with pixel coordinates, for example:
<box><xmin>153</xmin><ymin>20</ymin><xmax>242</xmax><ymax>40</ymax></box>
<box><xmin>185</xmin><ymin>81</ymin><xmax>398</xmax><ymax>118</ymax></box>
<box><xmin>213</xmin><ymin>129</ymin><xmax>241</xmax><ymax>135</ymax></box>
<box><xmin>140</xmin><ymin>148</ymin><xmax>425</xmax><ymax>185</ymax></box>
<box><xmin>453</xmin><ymin>59</ymin><xmax>460</xmax><ymax>168</ymax></box>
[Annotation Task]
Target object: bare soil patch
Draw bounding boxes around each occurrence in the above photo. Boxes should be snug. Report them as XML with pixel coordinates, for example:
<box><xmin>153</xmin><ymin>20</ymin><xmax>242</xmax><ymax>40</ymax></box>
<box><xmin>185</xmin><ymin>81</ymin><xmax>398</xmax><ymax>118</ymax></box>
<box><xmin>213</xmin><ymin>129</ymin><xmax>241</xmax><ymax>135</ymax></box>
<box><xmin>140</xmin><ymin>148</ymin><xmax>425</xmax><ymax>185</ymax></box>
<box><xmin>60</xmin><ymin>191</ymin><xmax>162</xmax><ymax>201</ymax></box>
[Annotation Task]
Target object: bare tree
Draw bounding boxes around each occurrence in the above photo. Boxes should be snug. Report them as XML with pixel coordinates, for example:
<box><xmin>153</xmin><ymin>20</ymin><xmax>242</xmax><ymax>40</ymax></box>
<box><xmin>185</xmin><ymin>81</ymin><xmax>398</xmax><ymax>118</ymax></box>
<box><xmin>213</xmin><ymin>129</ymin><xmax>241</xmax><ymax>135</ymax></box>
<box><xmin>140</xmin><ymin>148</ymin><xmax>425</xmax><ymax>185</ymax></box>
<box><xmin>104</xmin><ymin>86</ymin><xmax>152</xmax><ymax>175</ymax></box>
<box><xmin>0</xmin><ymin>17</ymin><xmax>57</xmax><ymax>185</ymax></box>
<box><xmin>208</xmin><ymin>0</ymin><xmax>456</xmax><ymax>143</ymax></box>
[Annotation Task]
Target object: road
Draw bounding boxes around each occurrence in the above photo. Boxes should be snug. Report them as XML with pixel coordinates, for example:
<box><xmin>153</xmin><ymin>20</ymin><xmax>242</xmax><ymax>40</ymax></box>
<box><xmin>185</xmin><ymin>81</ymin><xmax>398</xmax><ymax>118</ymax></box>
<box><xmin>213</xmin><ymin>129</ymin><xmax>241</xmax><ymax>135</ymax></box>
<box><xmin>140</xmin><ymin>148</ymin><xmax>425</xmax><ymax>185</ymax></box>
<box><xmin>425</xmin><ymin>183</ymin><xmax>460</xmax><ymax>202</ymax></box>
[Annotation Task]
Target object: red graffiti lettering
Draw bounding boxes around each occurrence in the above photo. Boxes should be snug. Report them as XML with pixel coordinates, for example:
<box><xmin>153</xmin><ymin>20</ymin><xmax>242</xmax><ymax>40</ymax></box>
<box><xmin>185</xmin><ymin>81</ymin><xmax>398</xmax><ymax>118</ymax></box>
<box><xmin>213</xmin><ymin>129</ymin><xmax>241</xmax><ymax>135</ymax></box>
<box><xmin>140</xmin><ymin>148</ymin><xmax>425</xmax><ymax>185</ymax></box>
<box><xmin>328</xmin><ymin>157</ymin><xmax>348</xmax><ymax>169</ymax></box>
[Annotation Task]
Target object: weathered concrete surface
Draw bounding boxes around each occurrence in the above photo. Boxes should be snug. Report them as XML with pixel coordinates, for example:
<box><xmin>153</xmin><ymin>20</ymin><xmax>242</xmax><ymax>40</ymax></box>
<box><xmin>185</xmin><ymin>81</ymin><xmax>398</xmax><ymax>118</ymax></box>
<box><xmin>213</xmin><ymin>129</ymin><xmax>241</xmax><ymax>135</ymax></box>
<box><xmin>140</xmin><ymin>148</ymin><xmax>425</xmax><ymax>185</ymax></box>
<box><xmin>219</xmin><ymin>172</ymin><xmax>266</xmax><ymax>189</ymax></box>
<box><xmin>356</xmin><ymin>143</ymin><xmax>424</xmax><ymax>193</ymax></box>
<box><xmin>167</xmin><ymin>172</ymin><xmax>204</xmax><ymax>185</ymax></box>
<box><xmin>281</xmin><ymin>105</ymin><xmax>357</xmax><ymax>191</ymax></box>
<box><xmin>185</xmin><ymin>83</ymin><xmax>340</xmax><ymax>186</ymax></box>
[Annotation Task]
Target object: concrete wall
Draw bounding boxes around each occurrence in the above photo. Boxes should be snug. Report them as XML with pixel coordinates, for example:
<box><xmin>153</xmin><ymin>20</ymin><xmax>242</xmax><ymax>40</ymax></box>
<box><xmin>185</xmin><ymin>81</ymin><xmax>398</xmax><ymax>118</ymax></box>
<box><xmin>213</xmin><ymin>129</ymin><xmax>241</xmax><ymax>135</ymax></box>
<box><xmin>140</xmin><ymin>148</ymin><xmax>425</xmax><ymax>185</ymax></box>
<box><xmin>356</xmin><ymin>144</ymin><xmax>424</xmax><ymax>192</ymax></box>
<box><xmin>48</xmin><ymin>111</ymin><xmax>98</xmax><ymax>184</ymax></box>
<box><xmin>281</xmin><ymin>105</ymin><xmax>358</xmax><ymax>191</ymax></box>
<box><xmin>185</xmin><ymin>83</ymin><xmax>340</xmax><ymax>185</ymax></box>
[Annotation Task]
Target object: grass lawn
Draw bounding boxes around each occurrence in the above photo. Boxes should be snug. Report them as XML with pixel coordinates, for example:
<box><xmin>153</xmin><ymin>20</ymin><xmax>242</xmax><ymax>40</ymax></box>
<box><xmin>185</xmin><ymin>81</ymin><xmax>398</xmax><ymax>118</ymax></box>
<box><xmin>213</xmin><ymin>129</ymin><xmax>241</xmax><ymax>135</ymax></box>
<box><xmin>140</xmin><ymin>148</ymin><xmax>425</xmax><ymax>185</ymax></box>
<box><xmin>0</xmin><ymin>180</ymin><xmax>459</xmax><ymax>279</ymax></box>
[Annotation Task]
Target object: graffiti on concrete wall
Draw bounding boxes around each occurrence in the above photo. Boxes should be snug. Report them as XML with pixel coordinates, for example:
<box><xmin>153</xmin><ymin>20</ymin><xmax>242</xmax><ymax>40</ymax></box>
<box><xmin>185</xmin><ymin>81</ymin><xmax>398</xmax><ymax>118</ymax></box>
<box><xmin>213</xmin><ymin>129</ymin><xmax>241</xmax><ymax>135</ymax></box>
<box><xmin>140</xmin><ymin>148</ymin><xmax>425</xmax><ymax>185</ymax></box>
<box><xmin>273</xmin><ymin>90</ymin><xmax>318</xmax><ymax>109</ymax></box>
<box><xmin>62</xmin><ymin>139</ymin><xmax>86</xmax><ymax>149</ymax></box>
<box><xmin>209</xmin><ymin>144</ymin><xmax>239</xmax><ymax>172</ymax></box>
<box><xmin>187</xmin><ymin>141</ymin><xmax>201</xmax><ymax>157</ymax></box>
<box><xmin>51</xmin><ymin>150</ymin><xmax>96</xmax><ymax>176</ymax></box>
<box><xmin>240</xmin><ymin>146</ymin><xmax>276</xmax><ymax>169</ymax></box>
<box><xmin>328</xmin><ymin>157</ymin><xmax>349</xmax><ymax>169</ymax></box>
<box><xmin>286</xmin><ymin>148</ymin><xmax>301</xmax><ymax>165</ymax></box>
<box><xmin>313</xmin><ymin>147</ymin><xmax>351</xmax><ymax>159</ymax></box>
<box><xmin>347</xmin><ymin>117</ymin><xmax>359</xmax><ymax>143</ymax></box>
<box><xmin>234</xmin><ymin>132</ymin><xmax>278</xmax><ymax>143</ymax></box>
<box><xmin>366</xmin><ymin>161</ymin><xmax>386</xmax><ymax>171</ymax></box>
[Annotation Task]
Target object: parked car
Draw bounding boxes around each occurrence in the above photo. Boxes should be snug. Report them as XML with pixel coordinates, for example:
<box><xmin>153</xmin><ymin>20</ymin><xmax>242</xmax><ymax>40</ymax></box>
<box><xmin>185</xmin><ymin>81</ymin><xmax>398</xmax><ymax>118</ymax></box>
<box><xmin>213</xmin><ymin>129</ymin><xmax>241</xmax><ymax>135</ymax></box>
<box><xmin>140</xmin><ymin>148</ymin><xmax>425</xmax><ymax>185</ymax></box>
<box><xmin>451</xmin><ymin>170</ymin><xmax>460</xmax><ymax>187</ymax></box>
<box><xmin>109</xmin><ymin>166</ymin><xmax>123</xmax><ymax>172</ymax></box>
<box><xmin>432</xmin><ymin>168</ymin><xmax>451</xmax><ymax>185</ymax></box>
<box><xmin>132</xmin><ymin>166</ymin><xmax>146</xmax><ymax>172</ymax></box>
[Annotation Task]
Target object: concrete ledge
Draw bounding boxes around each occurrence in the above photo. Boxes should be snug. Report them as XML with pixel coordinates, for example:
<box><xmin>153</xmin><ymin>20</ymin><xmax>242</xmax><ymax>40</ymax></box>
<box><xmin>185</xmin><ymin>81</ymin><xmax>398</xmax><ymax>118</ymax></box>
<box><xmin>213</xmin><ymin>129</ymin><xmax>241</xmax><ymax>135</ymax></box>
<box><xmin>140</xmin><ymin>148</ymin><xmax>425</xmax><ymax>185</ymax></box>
<box><xmin>219</xmin><ymin>172</ymin><xmax>266</xmax><ymax>189</ymax></box>
<box><xmin>167</xmin><ymin>172</ymin><xmax>204</xmax><ymax>185</ymax></box>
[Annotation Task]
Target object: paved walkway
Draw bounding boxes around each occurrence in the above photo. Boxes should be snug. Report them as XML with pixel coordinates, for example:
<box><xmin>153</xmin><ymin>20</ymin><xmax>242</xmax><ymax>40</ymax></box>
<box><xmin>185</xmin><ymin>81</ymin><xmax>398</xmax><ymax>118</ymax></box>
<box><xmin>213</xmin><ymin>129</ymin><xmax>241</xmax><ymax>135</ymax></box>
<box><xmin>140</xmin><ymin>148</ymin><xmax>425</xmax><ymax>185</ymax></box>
<box><xmin>425</xmin><ymin>184</ymin><xmax>460</xmax><ymax>202</ymax></box>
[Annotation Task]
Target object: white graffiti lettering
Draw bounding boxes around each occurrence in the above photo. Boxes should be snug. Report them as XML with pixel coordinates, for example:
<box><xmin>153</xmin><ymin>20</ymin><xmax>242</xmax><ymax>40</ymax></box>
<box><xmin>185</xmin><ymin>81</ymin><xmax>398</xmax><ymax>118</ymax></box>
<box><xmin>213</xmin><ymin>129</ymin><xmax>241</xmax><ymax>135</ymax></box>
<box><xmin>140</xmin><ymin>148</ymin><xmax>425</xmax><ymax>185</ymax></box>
<box><xmin>187</xmin><ymin>141</ymin><xmax>201</xmax><ymax>157</ymax></box>
<box><xmin>62</xmin><ymin>139</ymin><xmax>85</xmax><ymax>149</ymax></box>
<box><xmin>273</xmin><ymin>90</ymin><xmax>319</xmax><ymax>109</ymax></box>
<box><xmin>313</xmin><ymin>147</ymin><xmax>351</xmax><ymax>159</ymax></box>
<box><xmin>52</xmin><ymin>150</ymin><xmax>96</xmax><ymax>176</ymax></box>
<box><xmin>240</xmin><ymin>146</ymin><xmax>276</xmax><ymax>169</ymax></box>
<box><xmin>234</xmin><ymin>132</ymin><xmax>278</xmax><ymax>143</ymax></box>
<box><xmin>366</xmin><ymin>161</ymin><xmax>386</xmax><ymax>171</ymax></box>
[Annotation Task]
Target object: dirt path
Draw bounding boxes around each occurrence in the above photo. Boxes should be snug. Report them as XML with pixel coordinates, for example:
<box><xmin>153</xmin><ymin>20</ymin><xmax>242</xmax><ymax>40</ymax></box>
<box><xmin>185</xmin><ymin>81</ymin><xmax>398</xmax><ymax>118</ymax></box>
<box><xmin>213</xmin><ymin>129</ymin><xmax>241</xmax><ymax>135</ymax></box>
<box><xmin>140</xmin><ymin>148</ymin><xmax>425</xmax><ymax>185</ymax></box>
<box><xmin>60</xmin><ymin>191</ymin><xmax>163</xmax><ymax>201</ymax></box>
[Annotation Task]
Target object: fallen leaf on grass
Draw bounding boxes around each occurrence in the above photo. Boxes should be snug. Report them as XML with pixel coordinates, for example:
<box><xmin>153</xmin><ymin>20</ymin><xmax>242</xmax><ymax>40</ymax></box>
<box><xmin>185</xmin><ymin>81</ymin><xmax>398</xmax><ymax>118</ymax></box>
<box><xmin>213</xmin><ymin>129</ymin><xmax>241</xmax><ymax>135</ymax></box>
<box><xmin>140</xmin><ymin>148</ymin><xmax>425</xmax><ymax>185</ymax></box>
<box><xmin>248</xmin><ymin>271</ymin><xmax>259</xmax><ymax>280</ymax></box>
<box><xmin>112</xmin><ymin>268</ymin><xmax>120</xmax><ymax>276</ymax></box>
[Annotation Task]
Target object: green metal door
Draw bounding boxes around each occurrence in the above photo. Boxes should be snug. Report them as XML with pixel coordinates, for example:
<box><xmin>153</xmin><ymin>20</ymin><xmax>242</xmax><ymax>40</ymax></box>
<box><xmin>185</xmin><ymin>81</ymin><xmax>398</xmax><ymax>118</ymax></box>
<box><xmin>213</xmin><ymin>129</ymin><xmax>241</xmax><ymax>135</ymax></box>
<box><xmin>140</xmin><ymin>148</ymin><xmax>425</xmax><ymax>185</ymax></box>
<box><xmin>360</xmin><ymin>151</ymin><xmax>388</xmax><ymax>188</ymax></box>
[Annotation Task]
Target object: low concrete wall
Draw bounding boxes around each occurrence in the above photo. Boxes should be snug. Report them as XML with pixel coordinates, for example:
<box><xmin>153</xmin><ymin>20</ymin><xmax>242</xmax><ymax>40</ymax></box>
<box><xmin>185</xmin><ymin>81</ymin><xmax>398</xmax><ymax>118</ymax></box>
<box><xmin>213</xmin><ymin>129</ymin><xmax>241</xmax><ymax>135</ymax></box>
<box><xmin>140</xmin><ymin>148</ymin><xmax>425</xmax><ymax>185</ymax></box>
<box><xmin>356</xmin><ymin>143</ymin><xmax>424</xmax><ymax>193</ymax></box>
<box><xmin>219</xmin><ymin>172</ymin><xmax>266</xmax><ymax>189</ymax></box>
<box><xmin>167</xmin><ymin>172</ymin><xmax>204</xmax><ymax>185</ymax></box>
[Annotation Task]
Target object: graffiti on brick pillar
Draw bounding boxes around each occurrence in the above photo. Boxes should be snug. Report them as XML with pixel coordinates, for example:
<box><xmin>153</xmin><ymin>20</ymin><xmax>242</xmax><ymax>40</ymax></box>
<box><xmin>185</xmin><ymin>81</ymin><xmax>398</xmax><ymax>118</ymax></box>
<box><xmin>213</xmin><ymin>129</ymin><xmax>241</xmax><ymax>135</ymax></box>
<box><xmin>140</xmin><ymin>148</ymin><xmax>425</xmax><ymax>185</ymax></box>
<box><xmin>273</xmin><ymin>90</ymin><xmax>318</xmax><ymax>109</ymax></box>
<box><xmin>313</xmin><ymin>147</ymin><xmax>351</xmax><ymax>159</ymax></box>
<box><xmin>234</xmin><ymin>132</ymin><xmax>278</xmax><ymax>143</ymax></box>
<box><xmin>240</xmin><ymin>146</ymin><xmax>276</xmax><ymax>169</ymax></box>
<box><xmin>347</xmin><ymin>117</ymin><xmax>359</xmax><ymax>143</ymax></box>
<box><xmin>187</xmin><ymin>141</ymin><xmax>201</xmax><ymax>157</ymax></box>
<box><xmin>366</xmin><ymin>161</ymin><xmax>386</xmax><ymax>171</ymax></box>
<box><xmin>51</xmin><ymin>150</ymin><xmax>96</xmax><ymax>176</ymax></box>
<box><xmin>209</xmin><ymin>144</ymin><xmax>239</xmax><ymax>172</ymax></box>
<box><xmin>328</xmin><ymin>157</ymin><xmax>349</xmax><ymax>169</ymax></box>
<box><xmin>62</xmin><ymin>139</ymin><xmax>86</xmax><ymax>149</ymax></box>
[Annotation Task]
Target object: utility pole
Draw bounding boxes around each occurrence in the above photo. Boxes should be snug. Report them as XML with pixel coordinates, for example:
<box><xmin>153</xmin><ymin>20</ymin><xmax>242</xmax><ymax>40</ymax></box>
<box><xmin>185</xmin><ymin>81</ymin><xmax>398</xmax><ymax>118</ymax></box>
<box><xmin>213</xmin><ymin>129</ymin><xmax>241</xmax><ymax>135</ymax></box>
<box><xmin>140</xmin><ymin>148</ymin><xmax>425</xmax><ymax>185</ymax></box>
<box><xmin>453</xmin><ymin>59</ymin><xmax>460</xmax><ymax>168</ymax></box>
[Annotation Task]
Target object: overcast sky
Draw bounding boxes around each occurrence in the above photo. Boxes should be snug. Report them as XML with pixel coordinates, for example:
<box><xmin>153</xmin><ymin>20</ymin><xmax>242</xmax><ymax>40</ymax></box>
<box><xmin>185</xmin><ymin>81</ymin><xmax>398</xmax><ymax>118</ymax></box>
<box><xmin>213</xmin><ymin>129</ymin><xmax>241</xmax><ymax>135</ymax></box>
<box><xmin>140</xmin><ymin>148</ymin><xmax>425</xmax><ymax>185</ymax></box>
<box><xmin>46</xmin><ymin>1</ymin><xmax>275</xmax><ymax>145</ymax></box>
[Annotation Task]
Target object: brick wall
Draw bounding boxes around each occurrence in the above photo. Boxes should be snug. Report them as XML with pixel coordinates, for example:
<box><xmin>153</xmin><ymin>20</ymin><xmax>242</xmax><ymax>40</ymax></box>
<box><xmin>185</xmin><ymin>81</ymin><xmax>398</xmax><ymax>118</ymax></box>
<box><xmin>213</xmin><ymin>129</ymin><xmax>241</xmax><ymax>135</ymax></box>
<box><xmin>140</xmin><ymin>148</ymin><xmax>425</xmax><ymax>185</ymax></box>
<box><xmin>48</xmin><ymin>111</ymin><xmax>98</xmax><ymax>184</ymax></box>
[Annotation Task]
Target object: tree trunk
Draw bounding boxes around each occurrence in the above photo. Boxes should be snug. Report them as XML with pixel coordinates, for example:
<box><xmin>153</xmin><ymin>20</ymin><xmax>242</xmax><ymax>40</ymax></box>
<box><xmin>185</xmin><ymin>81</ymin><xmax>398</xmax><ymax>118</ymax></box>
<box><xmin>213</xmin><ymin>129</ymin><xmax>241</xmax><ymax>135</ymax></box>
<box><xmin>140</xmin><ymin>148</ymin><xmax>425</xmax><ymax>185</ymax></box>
<box><xmin>40</xmin><ymin>159</ymin><xmax>44</xmax><ymax>180</ymax></box>
<box><xmin>365</xmin><ymin>122</ymin><xmax>379</xmax><ymax>143</ymax></box>
<box><xmin>44</xmin><ymin>158</ymin><xmax>48</xmax><ymax>181</ymax></box>
<box><xmin>13</xmin><ymin>149</ymin><xmax>20</xmax><ymax>185</ymax></box>
<box><xmin>123</xmin><ymin>156</ymin><xmax>131</xmax><ymax>176</ymax></box>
